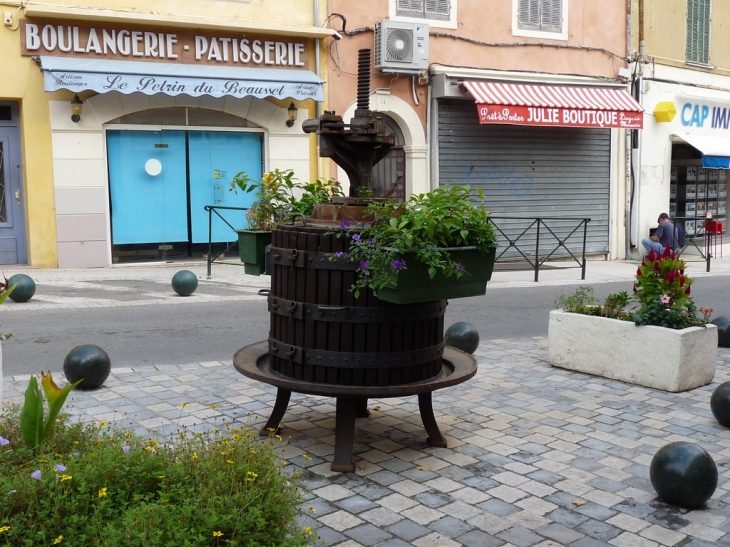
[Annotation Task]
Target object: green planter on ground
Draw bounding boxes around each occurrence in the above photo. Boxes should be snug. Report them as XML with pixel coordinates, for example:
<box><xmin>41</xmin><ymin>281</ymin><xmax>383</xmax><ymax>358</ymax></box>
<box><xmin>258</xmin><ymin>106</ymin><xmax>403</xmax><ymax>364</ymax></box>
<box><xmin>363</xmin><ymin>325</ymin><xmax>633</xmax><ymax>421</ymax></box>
<box><xmin>236</xmin><ymin>230</ymin><xmax>272</xmax><ymax>276</ymax></box>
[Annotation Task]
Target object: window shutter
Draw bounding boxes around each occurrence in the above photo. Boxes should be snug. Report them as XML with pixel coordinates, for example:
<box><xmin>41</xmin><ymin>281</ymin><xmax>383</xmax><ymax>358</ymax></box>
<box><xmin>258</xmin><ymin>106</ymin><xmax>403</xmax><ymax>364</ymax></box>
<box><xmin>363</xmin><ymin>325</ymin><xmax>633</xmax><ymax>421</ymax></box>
<box><xmin>518</xmin><ymin>0</ymin><xmax>540</xmax><ymax>27</ymax></box>
<box><xmin>425</xmin><ymin>0</ymin><xmax>450</xmax><ymax>17</ymax></box>
<box><xmin>542</xmin><ymin>0</ymin><xmax>562</xmax><ymax>31</ymax></box>
<box><xmin>398</xmin><ymin>0</ymin><xmax>424</xmax><ymax>13</ymax></box>
<box><xmin>686</xmin><ymin>0</ymin><xmax>710</xmax><ymax>64</ymax></box>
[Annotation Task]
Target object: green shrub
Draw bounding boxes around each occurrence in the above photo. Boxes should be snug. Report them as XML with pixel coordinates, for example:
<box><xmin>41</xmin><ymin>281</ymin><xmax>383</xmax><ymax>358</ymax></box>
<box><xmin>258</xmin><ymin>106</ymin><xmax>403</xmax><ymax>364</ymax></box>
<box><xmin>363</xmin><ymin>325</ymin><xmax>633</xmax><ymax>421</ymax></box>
<box><xmin>0</xmin><ymin>405</ymin><xmax>316</xmax><ymax>547</ymax></box>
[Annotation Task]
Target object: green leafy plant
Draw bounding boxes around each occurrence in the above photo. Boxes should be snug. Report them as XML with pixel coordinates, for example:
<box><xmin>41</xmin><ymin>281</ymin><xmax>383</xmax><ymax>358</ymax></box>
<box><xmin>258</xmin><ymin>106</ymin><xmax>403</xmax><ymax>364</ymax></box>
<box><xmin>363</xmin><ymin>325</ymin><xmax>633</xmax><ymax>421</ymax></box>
<box><xmin>556</xmin><ymin>247</ymin><xmax>712</xmax><ymax>329</ymax></box>
<box><xmin>19</xmin><ymin>372</ymin><xmax>81</xmax><ymax>450</ymax></box>
<box><xmin>633</xmin><ymin>246</ymin><xmax>712</xmax><ymax>329</ymax></box>
<box><xmin>332</xmin><ymin>185</ymin><xmax>498</xmax><ymax>298</ymax></box>
<box><xmin>230</xmin><ymin>168</ymin><xmax>344</xmax><ymax>230</ymax></box>
<box><xmin>0</xmin><ymin>406</ymin><xmax>317</xmax><ymax>547</ymax></box>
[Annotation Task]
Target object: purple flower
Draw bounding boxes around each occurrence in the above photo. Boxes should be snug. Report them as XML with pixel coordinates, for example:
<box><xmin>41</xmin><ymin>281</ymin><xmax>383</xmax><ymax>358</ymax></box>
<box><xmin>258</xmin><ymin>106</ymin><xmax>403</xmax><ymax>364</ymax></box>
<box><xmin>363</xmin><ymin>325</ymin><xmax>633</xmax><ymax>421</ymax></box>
<box><xmin>368</xmin><ymin>238</ymin><xmax>376</xmax><ymax>246</ymax></box>
<box><xmin>452</xmin><ymin>262</ymin><xmax>465</xmax><ymax>272</ymax></box>
<box><xmin>73</xmin><ymin>453</ymin><xmax>80</xmax><ymax>458</ymax></box>
<box><xmin>352</xmin><ymin>234</ymin><xmax>361</xmax><ymax>242</ymax></box>
<box><xmin>31</xmin><ymin>470</ymin><xmax>42</xmax><ymax>480</ymax></box>
<box><xmin>358</xmin><ymin>261</ymin><xmax>370</xmax><ymax>271</ymax></box>
<box><xmin>0</xmin><ymin>436</ymin><xmax>9</xmax><ymax>446</ymax></box>
<box><xmin>122</xmin><ymin>445</ymin><xmax>131</xmax><ymax>453</ymax></box>
<box><xmin>339</xmin><ymin>220</ymin><xmax>351</xmax><ymax>229</ymax></box>
<box><xmin>334</xmin><ymin>251</ymin><xmax>347</xmax><ymax>258</ymax></box>
<box><xmin>391</xmin><ymin>259</ymin><xmax>406</xmax><ymax>270</ymax></box>
<box><xmin>54</xmin><ymin>464</ymin><xmax>67</xmax><ymax>472</ymax></box>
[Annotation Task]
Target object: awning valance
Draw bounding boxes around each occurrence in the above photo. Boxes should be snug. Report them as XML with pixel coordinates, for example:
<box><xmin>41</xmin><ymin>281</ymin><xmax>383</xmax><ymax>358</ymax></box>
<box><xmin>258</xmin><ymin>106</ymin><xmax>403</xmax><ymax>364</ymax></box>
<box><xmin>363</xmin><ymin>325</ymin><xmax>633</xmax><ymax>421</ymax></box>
<box><xmin>39</xmin><ymin>56</ymin><xmax>324</xmax><ymax>101</ymax></box>
<box><xmin>677</xmin><ymin>133</ymin><xmax>730</xmax><ymax>169</ymax></box>
<box><xmin>461</xmin><ymin>81</ymin><xmax>644</xmax><ymax>129</ymax></box>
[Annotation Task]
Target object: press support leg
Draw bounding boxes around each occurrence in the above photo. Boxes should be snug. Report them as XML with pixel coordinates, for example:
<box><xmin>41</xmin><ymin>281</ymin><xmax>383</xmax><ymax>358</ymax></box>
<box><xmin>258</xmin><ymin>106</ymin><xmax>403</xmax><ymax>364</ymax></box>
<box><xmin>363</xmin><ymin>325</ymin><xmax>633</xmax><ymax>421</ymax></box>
<box><xmin>259</xmin><ymin>388</ymin><xmax>291</xmax><ymax>437</ymax></box>
<box><xmin>419</xmin><ymin>392</ymin><xmax>447</xmax><ymax>448</ymax></box>
<box><xmin>331</xmin><ymin>396</ymin><xmax>358</xmax><ymax>472</ymax></box>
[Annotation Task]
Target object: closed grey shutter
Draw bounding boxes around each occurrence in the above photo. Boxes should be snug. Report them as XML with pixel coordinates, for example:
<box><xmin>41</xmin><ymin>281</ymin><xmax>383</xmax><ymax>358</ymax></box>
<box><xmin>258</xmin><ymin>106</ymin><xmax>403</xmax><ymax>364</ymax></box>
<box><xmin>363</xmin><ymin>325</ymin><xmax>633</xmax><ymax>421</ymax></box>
<box><xmin>542</xmin><ymin>0</ymin><xmax>562</xmax><ymax>32</ymax></box>
<box><xmin>437</xmin><ymin>99</ymin><xmax>610</xmax><ymax>257</ymax></box>
<box><xmin>686</xmin><ymin>0</ymin><xmax>710</xmax><ymax>64</ymax></box>
<box><xmin>425</xmin><ymin>0</ymin><xmax>450</xmax><ymax>18</ymax></box>
<box><xmin>518</xmin><ymin>0</ymin><xmax>540</xmax><ymax>28</ymax></box>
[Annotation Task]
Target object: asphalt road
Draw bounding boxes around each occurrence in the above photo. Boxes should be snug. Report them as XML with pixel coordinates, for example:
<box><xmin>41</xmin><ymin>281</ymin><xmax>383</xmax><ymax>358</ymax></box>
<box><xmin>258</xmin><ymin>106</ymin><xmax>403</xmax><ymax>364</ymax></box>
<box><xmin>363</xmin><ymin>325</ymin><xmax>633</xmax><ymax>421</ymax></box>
<box><xmin>2</xmin><ymin>275</ymin><xmax>728</xmax><ymax>378</ymax></box>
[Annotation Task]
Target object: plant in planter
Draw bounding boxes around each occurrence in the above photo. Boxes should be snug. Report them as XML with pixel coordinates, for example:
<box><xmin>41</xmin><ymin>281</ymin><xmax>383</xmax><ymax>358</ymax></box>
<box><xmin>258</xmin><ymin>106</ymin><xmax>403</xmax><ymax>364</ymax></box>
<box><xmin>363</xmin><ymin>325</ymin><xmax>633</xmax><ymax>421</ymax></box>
<box><xmin>332</xmin><ymin>185</ymin><xmax>499</xmax><ymax>304</ymax></box>
<box><xmin>549</xmin><ymin>247</ymin><xmax>717</xmax><ymax>392</ymax></box>
<box><xmin>231</xmin><ymin>169</ymin><xmax>343</xmax><ymax>274</ymax></box>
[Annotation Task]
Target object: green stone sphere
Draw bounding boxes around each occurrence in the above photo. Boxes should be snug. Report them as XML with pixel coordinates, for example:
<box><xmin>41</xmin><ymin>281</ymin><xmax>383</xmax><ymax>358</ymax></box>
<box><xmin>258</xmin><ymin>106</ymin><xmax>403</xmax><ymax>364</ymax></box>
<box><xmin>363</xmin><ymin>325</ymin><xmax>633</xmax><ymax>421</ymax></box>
<box><xmin>711</xmin><ymin>381</ymin><xmax>730</xmax><ymax>428</ymax></box>
<box><xmin>7</xmin><ymin>273</ymin><xmax>36</xmax><ymax>302</ymax></box>
<box><xmin>171</xmin><ymin>270</ymin><xmax>198</xmax><ymax>296</ymax></box>
<box><xmin>650</xmin><ymin>442</ymin><xmax>718</xmax><ymax>509</ymax></box>
<box><xmin>711</xmin><ymin>316</ymin><xmax>730</xmax><ymax>347</ymax></box>
<box><xmin>63</xmin><ymin>344</ymin><xmax>112</xmax><ymax>390</ymax></box>
<box><xmin>444</xmin><ymin>322</ymin><xmax>480</xmax><ymax>354</ymax></box>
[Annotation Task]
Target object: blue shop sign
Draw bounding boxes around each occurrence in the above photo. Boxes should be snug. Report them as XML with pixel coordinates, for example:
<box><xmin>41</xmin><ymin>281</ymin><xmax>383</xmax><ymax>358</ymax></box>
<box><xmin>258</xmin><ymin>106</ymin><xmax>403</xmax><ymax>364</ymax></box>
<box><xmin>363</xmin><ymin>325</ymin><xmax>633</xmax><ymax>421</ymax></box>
<box><xmin>681</xmin><ymin>101</ymin><xmax>730</xmax><ymax>129</ymax></box>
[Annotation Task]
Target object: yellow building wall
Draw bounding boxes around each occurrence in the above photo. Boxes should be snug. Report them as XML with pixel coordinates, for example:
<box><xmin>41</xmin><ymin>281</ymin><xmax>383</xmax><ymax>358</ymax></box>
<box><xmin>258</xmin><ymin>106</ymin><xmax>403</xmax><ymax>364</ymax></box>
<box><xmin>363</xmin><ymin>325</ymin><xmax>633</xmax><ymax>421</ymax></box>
<box><xmin>0</xmin><ymin>0</ymin><xmax>327</xmax><ymax>268</ymax></box>
<box><xmin>632</xmin><ymin>0</ymin><xmax>730</xmax><ymax>74</ymax></box>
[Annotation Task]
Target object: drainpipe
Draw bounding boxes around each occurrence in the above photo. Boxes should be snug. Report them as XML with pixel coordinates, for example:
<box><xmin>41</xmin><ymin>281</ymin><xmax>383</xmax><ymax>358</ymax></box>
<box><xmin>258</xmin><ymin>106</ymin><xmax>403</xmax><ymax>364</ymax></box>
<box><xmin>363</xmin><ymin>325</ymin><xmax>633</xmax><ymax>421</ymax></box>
<box><xmin>628</xmin><ymin>0</ymin><xmax>645</xmax><ymax>252</ymax></box>
<box><xmin>314</xmin><ymin>0</ymin><xmax>322</xmax><ymax>119</ymax></box>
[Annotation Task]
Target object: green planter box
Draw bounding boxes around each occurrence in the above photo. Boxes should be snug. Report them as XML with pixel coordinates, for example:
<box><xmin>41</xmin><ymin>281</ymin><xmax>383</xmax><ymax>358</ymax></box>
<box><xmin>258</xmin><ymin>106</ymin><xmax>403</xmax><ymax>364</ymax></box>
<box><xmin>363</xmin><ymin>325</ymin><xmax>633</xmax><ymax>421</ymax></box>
<box><xmin>375</xmin><ymin>247</ymin><xmax>497</xmax><ymax>305</ymax></box>
<box><xmin>236</xmin><ymin>230</ymin><xmax>272</xmax><ymax>276</ymax></box>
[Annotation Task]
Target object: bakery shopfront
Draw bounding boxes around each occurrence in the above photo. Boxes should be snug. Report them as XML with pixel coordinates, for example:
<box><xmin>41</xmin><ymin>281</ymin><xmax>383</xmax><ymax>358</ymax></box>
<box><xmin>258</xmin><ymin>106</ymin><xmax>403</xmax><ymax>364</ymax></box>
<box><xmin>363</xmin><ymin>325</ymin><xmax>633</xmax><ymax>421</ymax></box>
<box><xmin>22</xmin><ymin>19</ymin><xmax>326</xmax><ymax>268</ymax></box>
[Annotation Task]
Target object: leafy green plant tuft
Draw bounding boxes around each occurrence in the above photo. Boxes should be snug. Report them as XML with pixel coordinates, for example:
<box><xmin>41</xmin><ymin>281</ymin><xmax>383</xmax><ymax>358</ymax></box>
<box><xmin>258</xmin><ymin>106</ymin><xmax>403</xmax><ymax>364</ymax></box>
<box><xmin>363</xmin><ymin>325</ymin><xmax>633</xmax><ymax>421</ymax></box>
<box><xmin>0</xmin><ymin>405</ymin><xmax>317</xmax><ymax>547</ymax></box>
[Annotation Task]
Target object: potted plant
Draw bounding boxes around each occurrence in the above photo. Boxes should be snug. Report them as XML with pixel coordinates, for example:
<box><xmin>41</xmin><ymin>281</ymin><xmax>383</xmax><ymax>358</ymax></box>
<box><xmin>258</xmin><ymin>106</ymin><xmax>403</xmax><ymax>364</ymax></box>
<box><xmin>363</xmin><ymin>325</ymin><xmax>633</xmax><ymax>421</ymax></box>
<box><xmin>230</xmin><ymin>169</ymin><xmax>343</xmax><ymax>275</ymax></box>
<box><xmin>332</xmin><ymin>185</ymin><xmax>499</xmax><ymax>304</ymax></box>
<box><xmin>548</xmin><ymin>247</ymin><xmax>717</xmax><ymax>392</ymax></box>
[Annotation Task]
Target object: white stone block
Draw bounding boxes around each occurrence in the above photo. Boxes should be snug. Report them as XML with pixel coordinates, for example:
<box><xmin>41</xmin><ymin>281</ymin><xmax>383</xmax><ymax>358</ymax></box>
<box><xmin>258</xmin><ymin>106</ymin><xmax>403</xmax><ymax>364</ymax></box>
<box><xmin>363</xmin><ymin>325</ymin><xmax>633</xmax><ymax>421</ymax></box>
<box><xmin>548</xmin><ymin>310</ymin><xmax>717</xmax><ymax>392</ymax></box>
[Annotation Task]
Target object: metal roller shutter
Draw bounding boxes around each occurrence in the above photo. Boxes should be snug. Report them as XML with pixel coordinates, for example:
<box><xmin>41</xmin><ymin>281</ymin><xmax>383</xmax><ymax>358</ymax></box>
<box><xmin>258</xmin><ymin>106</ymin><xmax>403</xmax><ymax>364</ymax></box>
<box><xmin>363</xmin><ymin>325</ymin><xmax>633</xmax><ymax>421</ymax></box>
<box><xmin>437</xmin><ymin>99</ymin><xmax>610</xmax><ymax>258</ymax></box>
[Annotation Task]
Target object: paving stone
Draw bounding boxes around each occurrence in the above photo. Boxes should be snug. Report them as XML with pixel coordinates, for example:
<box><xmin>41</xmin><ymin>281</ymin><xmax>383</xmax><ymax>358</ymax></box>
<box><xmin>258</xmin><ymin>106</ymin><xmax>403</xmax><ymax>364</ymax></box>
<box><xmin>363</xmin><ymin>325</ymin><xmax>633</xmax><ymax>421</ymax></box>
<box><xmin>386</xmin><ymin>518</ymin><xmax>431</xmax><ymax>542</ymax></box>
<box><xmin>344</xmin><ymin>523</ymin><xmax>392</xmax><ymax>545</ymax></box>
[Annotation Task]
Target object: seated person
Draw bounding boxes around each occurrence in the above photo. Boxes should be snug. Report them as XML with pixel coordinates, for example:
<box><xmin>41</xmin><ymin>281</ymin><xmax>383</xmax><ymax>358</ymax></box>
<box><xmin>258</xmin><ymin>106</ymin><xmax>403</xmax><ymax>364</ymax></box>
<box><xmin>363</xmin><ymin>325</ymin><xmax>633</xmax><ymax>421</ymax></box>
<box><xmin>642</xmin><ymin>213</ymin><xmax>676</xmax><ymax>254</ymax></box>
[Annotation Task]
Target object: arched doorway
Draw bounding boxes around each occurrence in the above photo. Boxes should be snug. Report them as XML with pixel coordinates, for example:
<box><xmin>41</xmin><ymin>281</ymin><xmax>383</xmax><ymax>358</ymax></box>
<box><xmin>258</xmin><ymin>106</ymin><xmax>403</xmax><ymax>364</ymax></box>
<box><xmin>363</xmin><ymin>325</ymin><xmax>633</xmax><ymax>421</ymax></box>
<box><xmin>372</xmin><ymin>114</ymin><xmax>406</xmax><ymax>201</ymax></box>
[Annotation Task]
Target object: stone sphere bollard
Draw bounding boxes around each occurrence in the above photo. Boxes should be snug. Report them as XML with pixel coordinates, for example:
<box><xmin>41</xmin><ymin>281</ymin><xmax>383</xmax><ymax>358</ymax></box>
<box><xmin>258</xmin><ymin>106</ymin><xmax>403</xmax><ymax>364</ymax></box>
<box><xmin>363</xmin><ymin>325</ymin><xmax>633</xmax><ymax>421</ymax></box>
<box><xmin>710</xmin><ymin>316</ymin><xmax>730</xmax><ymax>347</ymax></box>
<box><xmin>650</xmin><ymin>441</ymin><xmax>718</xmax><ymax>509</ymax></box>
<box><xmin>171</xmin><ymin>270</ymin><xmax>198</xmax><ymax>296</ymax></box>
<box><xmin>7</xmin><ymin>273</ymin><xmax>36</xmax><ymax>303</ymax></box>
<box><xmin>444</xmin><ymin>322</ymin><xmax>480</xmax><ymax>354</ymax></box>
<box><xmin>63</xmin><ymin>344</ymin><xmax>112</xmax><ymax>390</ymax></box>
<box><xmin>711</xmin><ymin>381</ymin><xmax>730</xmax><ymax>428</ymax></box>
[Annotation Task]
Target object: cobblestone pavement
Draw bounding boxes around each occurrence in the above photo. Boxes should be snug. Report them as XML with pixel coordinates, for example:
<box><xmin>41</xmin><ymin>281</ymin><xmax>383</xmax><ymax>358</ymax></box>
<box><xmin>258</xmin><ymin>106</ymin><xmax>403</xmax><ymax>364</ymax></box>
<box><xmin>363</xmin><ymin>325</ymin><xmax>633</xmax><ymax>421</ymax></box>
<box><xmin>5</xmin><ymin>338</ymin><xmax>730</xmax><ymax>547</ymax></box>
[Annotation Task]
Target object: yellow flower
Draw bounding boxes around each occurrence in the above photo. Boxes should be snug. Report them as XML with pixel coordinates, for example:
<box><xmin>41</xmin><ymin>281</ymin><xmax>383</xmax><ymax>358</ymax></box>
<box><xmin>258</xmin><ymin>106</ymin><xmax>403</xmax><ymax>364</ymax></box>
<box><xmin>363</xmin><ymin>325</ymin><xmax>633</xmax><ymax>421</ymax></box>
<box><xmin>158</xmin><ymin>475</ymin><xmax>165</xmax><ymax>479</ymax></box>
<box><xmin>180</xmin><ymin>403</ymin><xmax>189</xmax><ymax>408</ymax></box>
<box><xmin>60</xmin><ymin>475</ymin><xmax>72</xmax><ymax>482</ymax></box>
<box><xmin>192</xmin><ymin>452</ymin><xmax>198</xmax><ymax>460</ymax></box>
<box><xmin>302</xmin><ymin>454</ymin><xmax>312</xmax><ymax>461</ymax></box>
<box><xmin>213</xmin><ymin>531</ymin><xmax>223</xmax><ymax>537</ymax></box>
<box><xmin>308</xmin><ymin>505</ymin><xmax>316</xmax><ymax>514</ymax></box>
<box><xmin>0</xmin><ymin>525</ymin><xmax>10</xmax><ymax>533</ymax></box>
<box><xmin>305</xmin><ymin>526</ymin><xmax>313</xmax><ymax>536</ymax></box>
<box><xmin>226</xmin><ymin>460</ymin><xmax>234</xmax><ymax>464</ymax></box>
<box><xmin>99</xmin><ymin>420</ymin><xmax>106</xmax><ymax>427</ymax></box>
<box><xmin>98</xmin><ymin>487</ymin><xmax>107</xmax><ymax>498</ymax></box>
<box><xmin>209</xmin><ymin>403</ymin><xmax>218</xmax><ymax>409</ymax></box>
<box><xmin>53</xmin><ymin>535</ymin><xmax>63</xmax><ymax>544</ymax></box>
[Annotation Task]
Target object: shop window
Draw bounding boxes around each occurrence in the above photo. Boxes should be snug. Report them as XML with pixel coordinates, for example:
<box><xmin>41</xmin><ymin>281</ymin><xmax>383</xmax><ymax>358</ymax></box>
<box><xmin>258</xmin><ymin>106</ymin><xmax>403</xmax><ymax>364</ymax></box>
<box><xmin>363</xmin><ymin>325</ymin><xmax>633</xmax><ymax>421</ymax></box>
<box><xmin>513</xmin><ymin>0</ymin><xmax>567</xmax><ymax>40</ymax></box>
<box><xmin>686</xmin><ymin>0</ymin><xmax>710</xmax><ymax>65</ymax></box>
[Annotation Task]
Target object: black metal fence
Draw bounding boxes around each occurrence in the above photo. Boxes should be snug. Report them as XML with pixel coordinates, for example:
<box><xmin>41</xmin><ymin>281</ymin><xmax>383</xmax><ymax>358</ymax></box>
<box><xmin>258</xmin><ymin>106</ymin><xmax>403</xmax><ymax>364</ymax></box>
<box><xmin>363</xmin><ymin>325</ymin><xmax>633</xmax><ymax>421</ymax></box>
<box><xmin>204</xmin><ymin>205</ymin><xmax>248</xmax><ymax>279</ymax></box>
<box><xmin>488</xmin><ymin>216</ymin><xmax>591</xmax><ymax>282</ymax></box>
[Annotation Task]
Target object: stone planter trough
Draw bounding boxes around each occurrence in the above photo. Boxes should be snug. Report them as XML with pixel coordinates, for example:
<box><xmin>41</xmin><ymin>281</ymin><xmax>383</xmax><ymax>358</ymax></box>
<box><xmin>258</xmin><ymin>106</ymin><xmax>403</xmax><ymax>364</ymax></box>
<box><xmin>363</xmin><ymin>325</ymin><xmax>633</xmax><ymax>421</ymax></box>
<box><xmin>548</xmin><ymin>310</ymin><xmax>717</xmax><ymax>392</ymax></box>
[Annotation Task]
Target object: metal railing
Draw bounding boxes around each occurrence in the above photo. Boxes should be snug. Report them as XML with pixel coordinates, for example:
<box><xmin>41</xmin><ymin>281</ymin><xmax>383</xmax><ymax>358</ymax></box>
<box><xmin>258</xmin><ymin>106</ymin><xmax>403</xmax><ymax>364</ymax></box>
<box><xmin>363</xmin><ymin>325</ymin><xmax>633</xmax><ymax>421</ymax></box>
<box><xmin>488</xmin><ymin>216</ymin><xmax>591</xmax><ymax>282</ymax></box>
<box><xmin>204</xmin><ymin>205</ymin><xmax>248</xmax><ymax>279</ymax></box>
<box><xmin>672</xmin><ymin>216</ymin><xmax>713</xmax><ymax>272</ymax></box>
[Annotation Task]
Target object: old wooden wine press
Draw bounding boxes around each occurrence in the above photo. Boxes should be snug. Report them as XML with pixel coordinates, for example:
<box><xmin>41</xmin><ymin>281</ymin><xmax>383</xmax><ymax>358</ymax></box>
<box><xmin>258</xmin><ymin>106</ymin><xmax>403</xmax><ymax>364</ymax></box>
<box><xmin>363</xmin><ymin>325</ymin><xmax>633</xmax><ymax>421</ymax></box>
<box><xmin>234</xmin><ymin>49</ymin><xmax>477</xmax><ymax>472</ymax></box>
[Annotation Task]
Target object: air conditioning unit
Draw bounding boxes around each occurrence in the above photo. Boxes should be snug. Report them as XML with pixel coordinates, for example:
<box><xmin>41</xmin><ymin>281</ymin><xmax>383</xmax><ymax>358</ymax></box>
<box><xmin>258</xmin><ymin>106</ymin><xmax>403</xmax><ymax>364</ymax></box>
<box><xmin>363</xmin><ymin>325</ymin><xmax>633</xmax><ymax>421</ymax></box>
<box><xmin>374</xmin><ymin>20</ymin><xmax>429</xmax><ymax>74</ymax></box>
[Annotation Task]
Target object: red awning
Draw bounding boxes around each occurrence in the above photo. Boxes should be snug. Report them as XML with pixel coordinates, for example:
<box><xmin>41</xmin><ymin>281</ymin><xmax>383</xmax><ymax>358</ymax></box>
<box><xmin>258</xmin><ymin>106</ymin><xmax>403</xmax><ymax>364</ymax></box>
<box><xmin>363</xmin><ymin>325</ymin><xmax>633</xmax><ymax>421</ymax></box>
<box><xmin>461</xmin><ymin>81</ymin><xmax>644</xmax><ymax>129</ymax></box>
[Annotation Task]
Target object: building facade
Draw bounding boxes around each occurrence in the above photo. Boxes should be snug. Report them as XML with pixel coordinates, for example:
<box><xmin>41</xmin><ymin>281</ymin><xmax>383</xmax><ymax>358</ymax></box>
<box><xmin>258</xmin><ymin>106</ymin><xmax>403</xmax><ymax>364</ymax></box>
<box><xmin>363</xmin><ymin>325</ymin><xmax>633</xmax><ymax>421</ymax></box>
<box><xmin>325</xmin><ymin>0</ymin><xmax>640</xmax><ymax>260</ymax></box>
<box><xmin>630</xmin><ymin>0</ymin><xmax>730</xmax><ymax>256</ymax></box>
<box><xmin>0</xmin><ymin>0</ymin><xmax>334</xmax><ymax>268</ymax></box>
